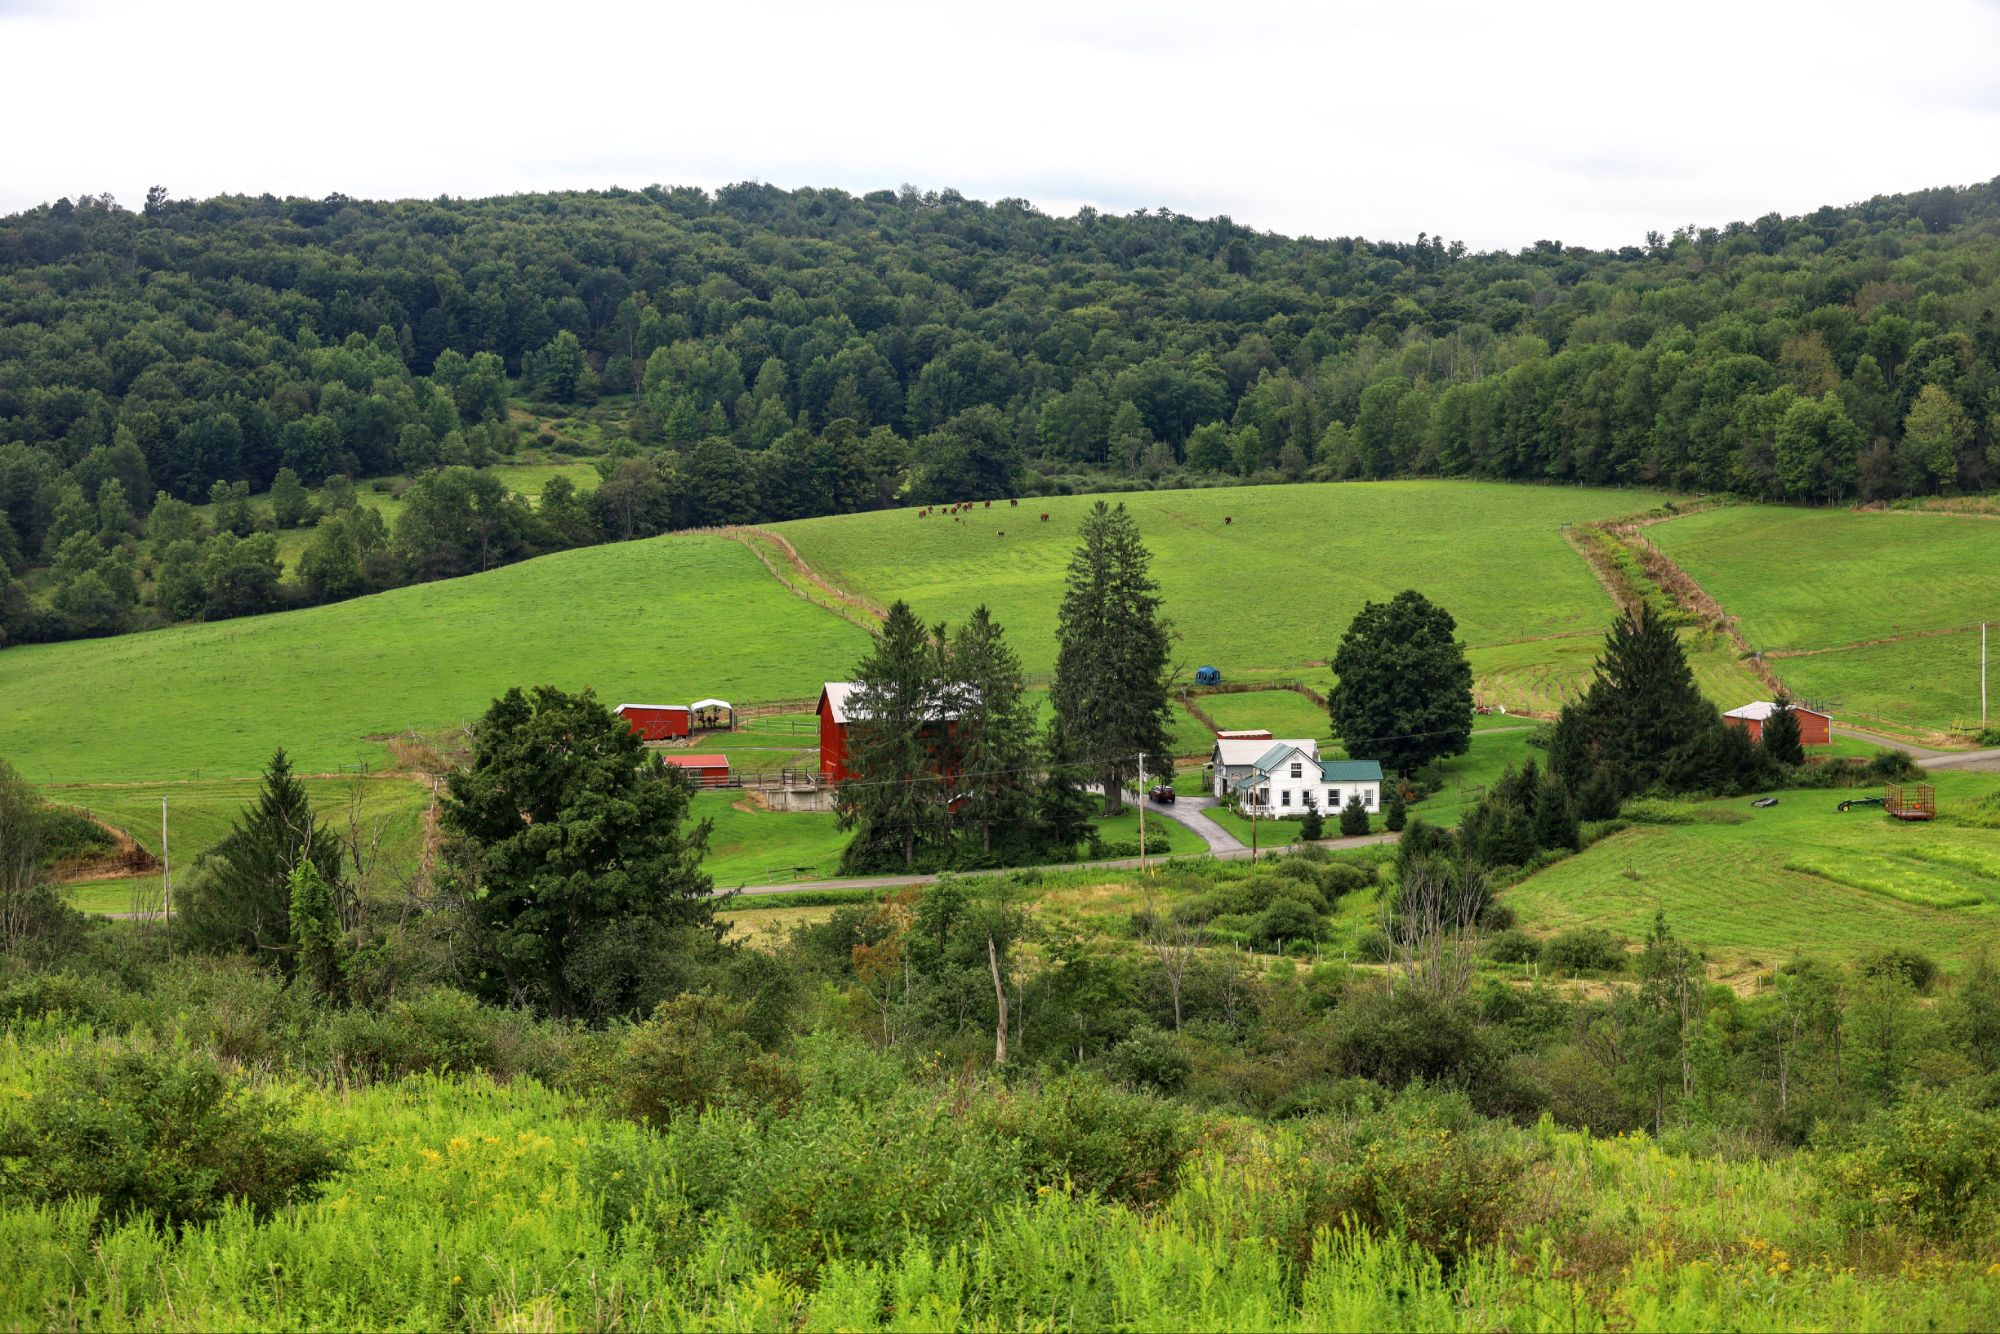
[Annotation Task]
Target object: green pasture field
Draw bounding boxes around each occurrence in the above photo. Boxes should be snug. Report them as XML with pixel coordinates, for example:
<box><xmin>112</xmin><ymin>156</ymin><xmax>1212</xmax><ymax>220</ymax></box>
<box><xmin>0</xmin><ymin>534</ymin><xmax>872</xmax><ymax>784</ymax></box>
<box><xmin>1762</xmin><ymin>632</ymin><xmax>1991</xmax><ymax>736</ymax></box>
<box><xmin>1648</xmin><ymin>506</ymin><xmax>2000</xmax><ymax>733</ymax></box>
<box><xmin>51</xmin><ymin>777</ymin><xmax>434</xmax><ymax>915</ymax></box>
<box><xmin>1503</xmin><ymin>771</ymin><xmax>2000</xmax><ymax>971</ymax></box>
<box><xmin>778</xmin><ymin>481</ymin><xmax>1669</xmax><ymax>704</ymax></box>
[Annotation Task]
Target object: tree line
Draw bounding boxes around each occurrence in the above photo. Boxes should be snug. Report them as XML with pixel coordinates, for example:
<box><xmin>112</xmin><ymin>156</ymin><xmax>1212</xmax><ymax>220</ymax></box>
<box><xmin>6</xmin><ymin>178</ymin><xmax>2000</xmax><ymax>645</ymax></box>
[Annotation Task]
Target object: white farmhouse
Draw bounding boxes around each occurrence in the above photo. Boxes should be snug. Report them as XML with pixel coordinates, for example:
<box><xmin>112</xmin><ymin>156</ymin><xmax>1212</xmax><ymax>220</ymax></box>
<box><xmin>1233</xmin><ymin>741</ymin><xmax>1383</xmax><ymax>819</ymax></box>
<box><xmin>1210</xmin><ymin>732</ymin><xmax>1304</xmax><ymax>798</ymax></box>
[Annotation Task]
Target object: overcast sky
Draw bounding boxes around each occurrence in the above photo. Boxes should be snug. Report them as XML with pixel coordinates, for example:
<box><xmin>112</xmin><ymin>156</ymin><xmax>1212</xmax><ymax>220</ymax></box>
<box><xmin>5</xmin><ymin>0</ymin><xmax>1999</xmax><ymax>250</ymax></box>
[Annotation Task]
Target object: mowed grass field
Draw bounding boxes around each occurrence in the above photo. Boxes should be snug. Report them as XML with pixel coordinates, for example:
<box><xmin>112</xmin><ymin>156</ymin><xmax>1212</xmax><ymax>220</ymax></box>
<box><xmin>778</xmin><ymin>481</ymin><xmax>1669</xmax><ymax>703</ymax></box>
<box><xmin>1503</xmin><ymin>771</ymin><xmax>2000</xmax><ymax>971</ymax></box>
<box><xmin>1648</xmin><ymin>506</ymin><xmax>2000</xmax><ymax>732</ymax></box>
<box><xmin>1</xmin><ymin>534</ymin><xmax>872</xmax><ymax>784</ymax></box>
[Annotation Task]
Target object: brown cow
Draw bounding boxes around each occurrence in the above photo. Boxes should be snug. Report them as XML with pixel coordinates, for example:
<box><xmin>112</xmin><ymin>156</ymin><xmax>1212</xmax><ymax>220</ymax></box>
<box><xmin>1009</xmin><ymin>498</ymin><xmax>1018</xmax><ymax>507</ymax></box>
<box><xmin>1224</xmin><ymin>516</ymin><xmax>1233</xmax><ymax>525</ymax></box>
<box><xmin>1040</xmin><ymin>513</ymin><xmax>1050</xmax><ymax>521</ymax></box>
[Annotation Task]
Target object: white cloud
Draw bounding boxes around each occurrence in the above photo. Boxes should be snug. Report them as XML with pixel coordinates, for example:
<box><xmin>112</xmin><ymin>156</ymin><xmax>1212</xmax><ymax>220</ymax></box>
<box><xmin>4</xmin><ymin>0</ymin><xmax>1997</xmax><ymax>249</ymax></box>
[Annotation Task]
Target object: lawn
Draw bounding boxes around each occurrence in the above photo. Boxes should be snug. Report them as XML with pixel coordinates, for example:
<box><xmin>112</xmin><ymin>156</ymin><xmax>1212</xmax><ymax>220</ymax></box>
<box><xmin>778</xmin><ymin>481</ymin><xmax>1668</xmax><ymax>704</ymax></box>
<box><xmin>0</xmin><ymin>534</ymin><xmax>873</xmax><ymax>784</ymax></box>
<box><xmin>1502</xmin><ymin>771</ymin><xmax>2000</xmax><ymax>971</ymax></box>
<box><xmin>1647</xmin><ymin>506</ymin><xmax>2000</xmax><ymax>733</ymax></box>
<box><xmin>1195</xmin><ymin>689</ymin><xmax>1332</xmax><ymax>741</ymax></box>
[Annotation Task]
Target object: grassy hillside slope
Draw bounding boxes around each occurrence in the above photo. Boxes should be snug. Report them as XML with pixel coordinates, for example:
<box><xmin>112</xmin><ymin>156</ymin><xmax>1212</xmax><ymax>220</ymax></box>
<box><xmin>1647</xmin><ymin>506</ymin><xmax>2000</xmax><ymax>731</ymax></box>
<box><xmin>779</xmin><ymin>481</ymin><xmax>1670</xmax><ymax>700</ymax></box>
<box><xmin>0</xmin><ymin>535</ymin><xmax>871</xmax><ymax>784</ymax></box>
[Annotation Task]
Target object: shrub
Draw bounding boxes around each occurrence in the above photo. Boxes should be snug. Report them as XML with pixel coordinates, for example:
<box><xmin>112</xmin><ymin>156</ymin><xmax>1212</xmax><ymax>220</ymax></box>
<box><xmin>1816</xmin><ymin>1086</ymin><xmax>2000</xmax><ymax>1240</ymax></box>
<box><xmin>1861</xmin><ymin>748</ymin><xmax>1923</xmax><ymax>782</ymax></box>
<box><xmin>1541</xmin><ymin>927</ymin><xmax>1626</xmax><ymax>973</ymax></box>
<box><xmin>1253</xmin><ymin>898</ymin><xmax>1323</xmax><ymax>949</ymax></box>
<box><xmin>1354</xmin><ymin>927</ymin><xmax>1393</xmax><ymax>963</ymax></box>
<box><xmin>1860</xmin><ymin>946</ymin><xmax>1940</xmax><ymax>996</ymax></box>
<box><xmin>1106</xmin><ymin>1027</ymin><xmax>1193</xmax><ymax>1092</ymax></box>
<box><xmin>0</xmin><ymin>1042</ymin><xmax>341</xmax><ymax>1231</ymax></box>
<box><xmin>1478</xmin><ymin>900</ymin><xmax>1516</xmax><ymax>932</ymax></box>
<box><xmin>1288</xmin><ymin>1086</ymin><xmax>1529</xmax><ymax>1263</ymax></box>
<box><xmin>609</xmin><ymin>989</ymin><xmax>798</xmax><ymax>1123</ymax></box>
<box><xmin>973</xmin><ymin>1072</ymin><xmax>1194</xmax><ymax>1209</ymax></box>
<box><xmin>1485</xmin><ymin>929</ymin><xmax>1540</xmax><ymax>964</ymax></box>
<box><xmin>1326</xmin><ymin>986</ymin><xmax>1502</xmax><ymax>1095</ymax></box>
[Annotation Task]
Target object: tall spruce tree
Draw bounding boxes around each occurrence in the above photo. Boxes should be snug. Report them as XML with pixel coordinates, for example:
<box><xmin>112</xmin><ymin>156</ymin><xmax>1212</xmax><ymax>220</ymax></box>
<box><xmin>943</xmin><ymin>606</ymin><xmax>1035</xmax><ymax>859</ymax></box>
<box><xmin>1049</xmin><ymin>502</ymin><xmax>1174</xmax><ymax>816</ymax></box>
<box><xmin>1761</xmin><ymin>694</ymin><xmax>1806</xmax><ymax>767</ymax></box>
<box><xmin>180</xmin><ymin>748</ymin><xmax>342</xmax><ymax>971</ymax></box>
<box><xmin>837</xmin><ymin>601</ymin><xmax>951</xmax><ymax>871</ymax></box>
<box><xmin>1550</xmin><ymin>605</ymin><xmax>1732</xmax><ymax>796</ymax></box>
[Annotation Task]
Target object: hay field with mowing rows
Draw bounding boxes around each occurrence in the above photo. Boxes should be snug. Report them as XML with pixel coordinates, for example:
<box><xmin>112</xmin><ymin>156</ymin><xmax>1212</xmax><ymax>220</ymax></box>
<box><xmin>1503</xmin><ymin>771</ymin><xmax>2000</xmax><ymax>970</ymax></box>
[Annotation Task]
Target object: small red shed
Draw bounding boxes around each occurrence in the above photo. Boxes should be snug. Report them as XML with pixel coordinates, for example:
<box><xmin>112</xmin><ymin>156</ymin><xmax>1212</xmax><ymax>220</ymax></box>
<box><xmin>1723</xmin><ymin>701</ymin><xmax>1832</xmax><ymax>747</ymax></box>
<box><xmin>818</xmin><ymin>683</ymin><xmax>857</xmax><ymax>783</ymax></box>
<box><xmin>615</xmin><ymin>703</ymin><xmax>692</xmax><ymax>742</ymax></box>
<box><xmin>659</xmin><ymin>754</ymin><xmax>731</xmax><ymax>785</ymax></box>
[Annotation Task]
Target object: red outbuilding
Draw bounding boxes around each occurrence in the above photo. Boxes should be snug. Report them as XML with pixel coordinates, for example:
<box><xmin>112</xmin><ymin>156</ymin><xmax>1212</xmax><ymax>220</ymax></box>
<box><xmin>615</xmin><ymin>703</ymin><xmax>691</xmax><ymax>742</ymax></box>
<box><xmin>659</xmin><ymin>753</ymin><xmax>731</xmax><ymax>785</ymax></box>
<box><xmin>1722</xmin><ymin>701</ymin><xmax>1832</xmax><ymax>746</ymax></box>
<box><xmin>817</xmin><ymin>681</ymin><xmax>964</xmax><ymax>785</ymax></box>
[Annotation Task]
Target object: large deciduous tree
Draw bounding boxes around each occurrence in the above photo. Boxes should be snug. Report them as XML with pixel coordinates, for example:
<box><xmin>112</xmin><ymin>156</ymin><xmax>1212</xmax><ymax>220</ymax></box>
<box><xmin>442</xmin><ymin>685</ymin><xmax>713</xmax><ymax>1020</ymax></box>
<box><xmin>1327</xmin><ymin>590</ymin><xmax>1473</xmax><ymax>776</ymax></box>
<box><xmin>1050</xmin><ymin>502</ymin><xmax>1174</xmax><ymax>816</ymax></box>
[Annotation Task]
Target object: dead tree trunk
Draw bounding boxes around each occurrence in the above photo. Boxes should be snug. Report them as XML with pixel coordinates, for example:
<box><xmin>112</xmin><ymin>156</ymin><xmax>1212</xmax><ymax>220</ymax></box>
<box><xmin>987</xmin><ymin>934</ymin><xmax>1009</xmax><ymax>1067</ymax></box>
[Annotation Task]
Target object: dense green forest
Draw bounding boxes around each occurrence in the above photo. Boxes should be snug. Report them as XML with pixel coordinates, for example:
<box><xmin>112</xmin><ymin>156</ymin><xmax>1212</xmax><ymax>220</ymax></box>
<box><xmin>4</xmin><ymin>178</ymin><xmax>2000</xmax><ymax>645</ymax></box>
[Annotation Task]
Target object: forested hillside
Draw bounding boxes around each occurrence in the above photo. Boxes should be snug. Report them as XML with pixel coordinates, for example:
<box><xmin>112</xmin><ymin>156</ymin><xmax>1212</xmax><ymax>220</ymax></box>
<box><xmin>4</xmin><ymin>178</ymin><xmax>1999</xmax><ymax>645</ymax></box>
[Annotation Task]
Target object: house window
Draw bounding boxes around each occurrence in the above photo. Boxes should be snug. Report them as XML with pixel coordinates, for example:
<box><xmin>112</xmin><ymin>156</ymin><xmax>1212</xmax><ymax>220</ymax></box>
<box><xmin>1364</xmin><ymin>790</ymin><xmax>1375</xmax><ymax>808</ymax></box>
<box><xmin>1289</xmin><ymin>761</ymin><xmax>1303</xmax><ymax>778</ymax></box>
<box><xmin>1280</xmin><ymin>790</ymin><xmax>1292</xmax><ymax>808</ymax></box>
<box><xmin>1327</xmin><ymin>788</ymin><xmax>1339</xmax><ymax>807</ymax></box>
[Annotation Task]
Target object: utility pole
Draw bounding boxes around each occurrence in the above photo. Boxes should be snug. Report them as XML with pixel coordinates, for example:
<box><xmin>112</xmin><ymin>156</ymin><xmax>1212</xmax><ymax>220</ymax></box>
<box><xmin>1137</xmin><ymin>754</ymin><xmax>1148</xmax><ymax>874</ymax></box>
<box><xmin>1982</xmin><ymin>622</ymin><xmax>1988</xmax><ymax>731</ymax></box>
<box><xmin>160</xmin><ymin>796</ymin><xmax>172</xmax><ymax>960</ymax></box>
<box><xmin>1249</xmin><ymin>787</ymin><xmax>1258</xmax><ymax>864</ymax></box>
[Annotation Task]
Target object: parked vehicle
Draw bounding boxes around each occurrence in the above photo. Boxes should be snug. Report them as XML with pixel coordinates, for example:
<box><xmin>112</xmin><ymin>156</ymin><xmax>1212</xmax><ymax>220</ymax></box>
<box><xmin>1148</xmin><ymin>784</ymin><xmax>1177</xmax><ymax>804</ymax></box>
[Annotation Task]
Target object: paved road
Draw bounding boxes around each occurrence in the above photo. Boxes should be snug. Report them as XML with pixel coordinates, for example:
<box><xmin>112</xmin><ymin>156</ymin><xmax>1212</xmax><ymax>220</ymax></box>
<box><xmin>1114</xmin><ymin>786</ymin><xmax>1246</xmax><ymax>854</ymax></box>
<box><xmin>723</xmin><ymin>828</ymin><xmax>1398</xmax><ymax>898</ymax></box>
<box><xmin>1832</xmin><ymin>725</ymin><xmax>2000</xmax><ymax>772</ymax></box>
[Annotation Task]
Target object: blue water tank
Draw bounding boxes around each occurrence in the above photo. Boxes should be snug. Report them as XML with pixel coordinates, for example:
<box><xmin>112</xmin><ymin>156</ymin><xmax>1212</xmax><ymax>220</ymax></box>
<box><xmin>1195</xmin><ymin>665</ymin><xmax>1221</xmax><ymax>685</ymax></box>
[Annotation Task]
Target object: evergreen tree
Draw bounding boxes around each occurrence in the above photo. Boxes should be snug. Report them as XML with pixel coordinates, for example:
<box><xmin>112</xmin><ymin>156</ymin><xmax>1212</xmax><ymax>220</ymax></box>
<box><xmin>942</xmin><ymin>606</ymin><xmax>1034</xmax><ymax>859</ymax></box>
<box><xmin>1049</xmin><ymin>502</ymin><xmax>1174</xmax><ymax>816</ymax></box>
<box><xmin>1761</xmin><ymin>694</ymin><xmax>1806</xmax><ymax>767</ymax></box>
<box><xmin>1339</xmin><ymin>794</ymin><xmax>1369</xmax><ymax>837</ymax></box>
<box><xmin>1298</xmin><ymin>792</ymin><xmax>1325</xmax><ymax>840</ymax></box>
<box><xmin>180</xmin><ymin>749</ymin><xmax>341</xmax><ymax>970</ymax></box>
<box><xmin>285</xmin><ymin>860</ymin><xmax>345</xmax><ymax>998</ymax></box>
<box><xmin>1033</xmin><ymin>717</ymin><xmax>1100</xmax><ymax>854</ymax></box>
<box><xmin>442</xmin><ymin>685</ymin><xmax>713</xmax><ymax>1020</ymax></box>
<box><xmin>1327</xmin><ymin>590</ymin><xmax>1474</xmax><ymax>776</ymax></box>
<box><xmin>1550</xmin><ymin>605</ymin><xmax>1732</xmax><ymax>796</ymax></box>
<box><xmin>1385</xmin><ymin>784</ymin><xmax>1407</xmax><ymax>832</ymax></box>
<box><xmin>1531</xmin><ymin>771</ymin><xmax>1580</xmax><ymax>853</ymax></box>
<box><xmin>837</xmin><ymin>601</ymin><xmax>951</xmax><ymax>871</ymax></box>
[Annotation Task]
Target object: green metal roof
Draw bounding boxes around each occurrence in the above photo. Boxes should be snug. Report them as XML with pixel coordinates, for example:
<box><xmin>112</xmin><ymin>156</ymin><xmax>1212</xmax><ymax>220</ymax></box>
<box><xmin>1319</xmin><ymin>760</ymin><xmax>1383</xmax><ymax>782</ymax></box>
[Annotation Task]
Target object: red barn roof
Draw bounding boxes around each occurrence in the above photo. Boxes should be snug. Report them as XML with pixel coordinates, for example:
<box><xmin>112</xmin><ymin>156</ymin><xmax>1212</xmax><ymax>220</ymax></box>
<box><xmin>615</xmin><ymin>703</ymin><xmax>691</xmax><ymax>741</ymax></box>
<box><xmin>660</xmin><ymin>754</ymin><xmax>729</xmax><ymax>770</ymax></box>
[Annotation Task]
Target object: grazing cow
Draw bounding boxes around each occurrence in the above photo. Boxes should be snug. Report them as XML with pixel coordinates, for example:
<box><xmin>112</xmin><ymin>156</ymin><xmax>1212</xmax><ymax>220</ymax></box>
<box><xmin>1040</xmin><ymin>512</ymin><xmax>1050</xmax><ymax>521</ymax></box>
<box><xmin>1009</xmin><ymin>498</ymin><xmax>1018</xmax><ymax>507</ymax></box>
<box><xmin>983</xmin><ymin>500</ymin><xmax>991</xmax><ymax>508</ymax></box>
<box><xmin>996</xmin><ymin>530</ymin><xmax>1004</xmax><ymax>537</ymax></box>
<box><xmin>1224</xmin><ymin>516</ymin><xmax>1233</xmax><ymax>526</ymax></box>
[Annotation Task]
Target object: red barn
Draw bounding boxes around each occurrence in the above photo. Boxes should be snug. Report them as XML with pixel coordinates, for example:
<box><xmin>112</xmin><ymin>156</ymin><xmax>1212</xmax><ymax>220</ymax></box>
<box><xmin>659</xmin><ymin>754</ymin><xmax>731</xmax><ymax>785</ymax></box>
<box><xmin>1723</xmin><ymin>701</ymin><xmax>1832</xmax><ymax>746</ymax></box>
<box><xmin>817</xmin><ymin>681</ymin><xmax>964</xmax><ymax>785</ymax></box>
<box><xmin>615</xmin><ymin>703</ymin><xmax>691</xmax><ymax>742</ymax></box>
